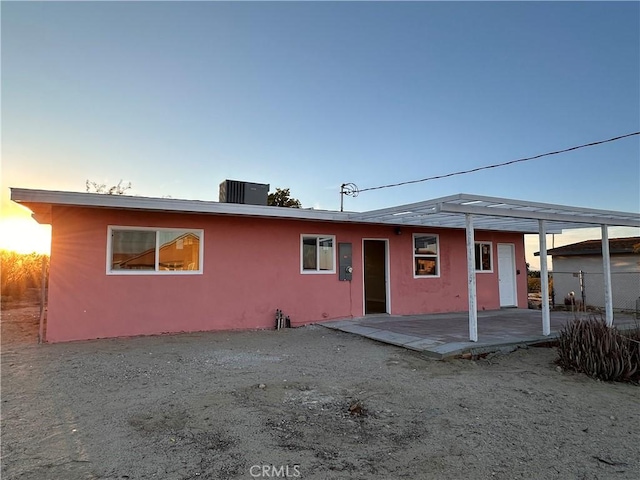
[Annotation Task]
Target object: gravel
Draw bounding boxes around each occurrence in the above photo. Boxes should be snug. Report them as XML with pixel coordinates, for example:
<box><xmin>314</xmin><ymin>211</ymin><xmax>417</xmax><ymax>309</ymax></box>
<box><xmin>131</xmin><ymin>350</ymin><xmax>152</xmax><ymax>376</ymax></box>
<box><xmin>2</xmin><ymin>301</ymin><xmax>639</xmax><ymax>479</ymax></box>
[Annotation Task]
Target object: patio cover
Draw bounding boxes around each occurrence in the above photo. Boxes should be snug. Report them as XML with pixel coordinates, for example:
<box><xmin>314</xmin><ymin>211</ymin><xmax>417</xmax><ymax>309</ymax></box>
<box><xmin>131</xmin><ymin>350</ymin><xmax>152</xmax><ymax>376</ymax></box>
<box><xmin>350</xmin><ymin>193</ymin><xmax>640</xmax><ymax>341</ymax></box>
<box><xmin>349</xmin><ymin>193</ymin><xmax>640</xmax><ymax>232</ymax></box>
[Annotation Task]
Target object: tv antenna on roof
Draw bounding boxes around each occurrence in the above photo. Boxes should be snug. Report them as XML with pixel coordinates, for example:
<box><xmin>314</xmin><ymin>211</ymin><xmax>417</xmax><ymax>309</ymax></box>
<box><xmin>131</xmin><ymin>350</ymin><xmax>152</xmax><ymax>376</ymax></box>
<box><xmin>340</xmin><ymin>183</ymin><xmax>359</xmax><ymax>212</ymax></box>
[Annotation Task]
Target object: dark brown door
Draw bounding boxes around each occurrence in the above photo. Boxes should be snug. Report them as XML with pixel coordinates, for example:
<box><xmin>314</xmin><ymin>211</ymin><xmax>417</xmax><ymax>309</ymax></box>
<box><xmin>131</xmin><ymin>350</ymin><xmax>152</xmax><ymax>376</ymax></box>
<box><xmin>364</xmin><ymin>240</ymin><xmax>387</xmax><ymax>314</ymax></box>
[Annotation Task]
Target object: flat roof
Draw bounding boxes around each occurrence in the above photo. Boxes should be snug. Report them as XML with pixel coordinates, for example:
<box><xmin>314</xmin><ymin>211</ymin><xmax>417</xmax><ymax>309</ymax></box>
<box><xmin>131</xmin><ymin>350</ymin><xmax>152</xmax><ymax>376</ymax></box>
<box><xmin>534</xmin><ymin>236</ymin><xmax>640</xmax><ymax>256</ymax></box>
<box><xmin>10</xmin><ymin>188</ymin><xmax>351</xmax><ymax>225</ymax></box>
<box><xmin>10</xmin><ymin>188</ymin><xmax>640</xmax><ymax>234</ymax></box>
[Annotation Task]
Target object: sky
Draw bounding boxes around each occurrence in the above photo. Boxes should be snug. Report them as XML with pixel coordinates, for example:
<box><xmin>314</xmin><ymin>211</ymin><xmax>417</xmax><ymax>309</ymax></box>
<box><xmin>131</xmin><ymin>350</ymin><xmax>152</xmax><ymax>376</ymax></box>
<box><xmin>1</xmin><ymin>1</ymin><xmax>639</xmax><ymax>266</ymax></box>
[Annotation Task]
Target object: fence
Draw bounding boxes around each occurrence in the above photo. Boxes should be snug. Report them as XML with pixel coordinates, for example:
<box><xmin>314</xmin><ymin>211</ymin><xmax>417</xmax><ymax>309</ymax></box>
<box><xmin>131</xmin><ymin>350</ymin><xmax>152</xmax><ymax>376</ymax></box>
<box><xmin>551</xmin><ymin>270</ymin><xmax>640</xmax><ymax>313</ymax></box>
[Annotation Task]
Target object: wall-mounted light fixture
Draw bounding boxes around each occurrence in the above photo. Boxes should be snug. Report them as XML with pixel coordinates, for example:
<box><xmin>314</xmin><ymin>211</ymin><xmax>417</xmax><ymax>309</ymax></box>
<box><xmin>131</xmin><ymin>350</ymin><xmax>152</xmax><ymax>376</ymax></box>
<box><xmin>395</xmin><ymin>227</ymin><xmax>402</xmax><ymax>235</ymax></box>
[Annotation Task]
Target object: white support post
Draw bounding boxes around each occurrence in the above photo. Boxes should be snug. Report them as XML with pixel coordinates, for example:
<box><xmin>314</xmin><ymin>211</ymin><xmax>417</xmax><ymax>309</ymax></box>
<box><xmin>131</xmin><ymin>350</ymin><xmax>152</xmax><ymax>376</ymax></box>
<box><xmin>539</xmin><ymin>220</ymin><xmax>551</xmax><ymax>336</ymax></box>
<box><xmin>466</xmin><ymin>213</ymin><xmax>478</xmax><ymax>342</ymax></box>
<box><xmin>601</xmin><ymin>225</ymin><xmax>614</xmax><ymax>326</ymax></box>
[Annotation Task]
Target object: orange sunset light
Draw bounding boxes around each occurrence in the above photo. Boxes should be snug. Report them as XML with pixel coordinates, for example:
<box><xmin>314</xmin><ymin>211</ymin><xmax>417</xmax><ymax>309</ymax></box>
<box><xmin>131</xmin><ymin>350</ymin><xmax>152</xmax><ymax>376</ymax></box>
<box><xmin>0</xmin><ymin>217</ymin><xmax>51</xmax><ymax>255</ymax></box>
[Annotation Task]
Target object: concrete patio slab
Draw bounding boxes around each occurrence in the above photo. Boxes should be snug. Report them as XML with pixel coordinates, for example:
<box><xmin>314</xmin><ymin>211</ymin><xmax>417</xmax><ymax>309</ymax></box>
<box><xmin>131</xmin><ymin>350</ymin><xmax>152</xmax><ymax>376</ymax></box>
<box><xmin>320</xmin><ymin>309</ymin><xmax>638</xmax><ymax>359</ymax></box>
<box><xmin>336</xmin><ymin>325</ymin><xmax>383</xmax><ymax>336</ymax></box>
<box><xmin>322</xmin><ymin>319</ymin><xmax>358</xmax><ymax>329</ymax></box>
<box><xmin>362</xmin><ymin>330</ymin><xmax>425</xmax><ymax>347</ymax></box>
<box><xmin>403</xmin><ymin>338</ymin><xmax>445</xmax><ymax>350</ymax></box>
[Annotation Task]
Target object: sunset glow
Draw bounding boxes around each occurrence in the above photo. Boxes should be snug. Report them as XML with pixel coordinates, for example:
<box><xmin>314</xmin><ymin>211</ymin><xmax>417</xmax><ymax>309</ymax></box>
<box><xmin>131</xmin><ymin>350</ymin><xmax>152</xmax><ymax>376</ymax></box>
<box><xmin>0</xmin><ymin>217</ymin><xmax>51</xmax><ymax>254</ymax></box>
<box><xmin>2</xmin><ymin>2</ymin><xmax>639</xmax><ymax>267</ymax></box>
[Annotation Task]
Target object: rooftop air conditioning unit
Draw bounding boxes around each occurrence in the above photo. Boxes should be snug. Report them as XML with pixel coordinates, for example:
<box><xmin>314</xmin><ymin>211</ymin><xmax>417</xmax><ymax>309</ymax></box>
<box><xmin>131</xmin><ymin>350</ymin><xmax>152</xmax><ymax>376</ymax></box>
<box><xmin>219</xmin><ymin>180</ymin><xmax>270</xmax><ymax>206</ymax></box>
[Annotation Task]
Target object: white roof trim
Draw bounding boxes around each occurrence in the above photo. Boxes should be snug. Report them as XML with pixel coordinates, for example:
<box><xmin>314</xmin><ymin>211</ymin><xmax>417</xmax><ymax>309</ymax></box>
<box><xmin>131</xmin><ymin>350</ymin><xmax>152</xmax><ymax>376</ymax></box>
<box><xmin>10</xmin><ymin>188</ymin><xmax>351</xmax><ymax>223</ymax></box>
<box><xmin>349</xmin><ymin>193</ymin><xmax>640</xmax><ymax>233</ymax></box>
<box><xmin>11</xmin><ymin>188</ymin><xmax>640</xmax><ymax>234</ymax></box>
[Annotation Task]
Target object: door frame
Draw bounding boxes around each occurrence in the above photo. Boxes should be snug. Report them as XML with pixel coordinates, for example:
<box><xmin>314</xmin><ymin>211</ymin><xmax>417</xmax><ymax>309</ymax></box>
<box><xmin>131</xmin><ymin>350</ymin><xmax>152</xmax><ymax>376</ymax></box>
<box><xmin>362</xmin><ymin>238</ymin><xmax>391</xmax><ymax>315</ymax></box>
<box><xmin>497</xmin><ymin>243</ymin><xmax>518</xmax><ymax>307</ymax></box>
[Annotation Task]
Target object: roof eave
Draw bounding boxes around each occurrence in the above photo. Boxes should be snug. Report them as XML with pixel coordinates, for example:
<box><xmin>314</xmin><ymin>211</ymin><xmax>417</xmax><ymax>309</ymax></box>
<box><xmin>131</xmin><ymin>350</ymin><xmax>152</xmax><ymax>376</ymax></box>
<box><xmin>10</xmin><ymin>187</ymin><xmax>352</xmax><ymax>225</ymax></box>
<box><xmin>11</xmin><ymin>188</ymin><xmax>640</xmax><ymax>234</ymax></box>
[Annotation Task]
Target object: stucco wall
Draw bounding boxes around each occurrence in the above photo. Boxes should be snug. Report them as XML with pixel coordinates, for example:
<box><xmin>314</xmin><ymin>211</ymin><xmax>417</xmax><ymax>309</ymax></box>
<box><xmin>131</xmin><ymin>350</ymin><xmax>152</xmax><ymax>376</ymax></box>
<box><xmin>46</xmin><ymin>206</ymin><xmax>528</xmax><ymax>342</ymax></box>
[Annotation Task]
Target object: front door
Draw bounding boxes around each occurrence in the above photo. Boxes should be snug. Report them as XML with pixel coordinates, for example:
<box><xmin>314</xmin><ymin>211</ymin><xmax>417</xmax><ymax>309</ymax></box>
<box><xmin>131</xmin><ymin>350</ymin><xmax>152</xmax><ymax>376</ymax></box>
<box><xmin>363</xmin><ymin>240</ymin><xmax>388</xmax><ymax>314</ymax></box>
<box><xmin>497</xmin><ymin>243</ymin><xmax>517</xmax><ymax>307</ymax></box>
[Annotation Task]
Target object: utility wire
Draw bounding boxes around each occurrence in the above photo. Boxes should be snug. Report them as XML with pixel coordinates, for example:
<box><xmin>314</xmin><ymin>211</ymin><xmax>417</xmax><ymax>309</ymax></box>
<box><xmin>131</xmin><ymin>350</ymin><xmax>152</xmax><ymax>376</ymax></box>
<box><xmin>357</xmin><ymin>131</ymin><xmax>640</xmax><ymax>193</ymax></box>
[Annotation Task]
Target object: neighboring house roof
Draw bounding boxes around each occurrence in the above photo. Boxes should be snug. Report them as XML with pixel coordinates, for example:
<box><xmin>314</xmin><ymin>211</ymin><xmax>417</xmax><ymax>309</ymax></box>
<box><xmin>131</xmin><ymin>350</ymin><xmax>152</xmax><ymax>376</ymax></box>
<box><xmin>10</xmin><ymin>188</ymin><xmax>640</xmax><ymax>234</ymax></box>
<box><xmin>538</xmin><ymin>237</ymin><xmax>640</xmax><ymax>257</ymax></box>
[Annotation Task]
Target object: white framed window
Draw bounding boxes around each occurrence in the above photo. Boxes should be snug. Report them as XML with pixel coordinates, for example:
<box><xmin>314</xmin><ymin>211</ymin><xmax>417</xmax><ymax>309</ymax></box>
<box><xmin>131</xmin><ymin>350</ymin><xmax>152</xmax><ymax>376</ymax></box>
<box><xmin>475</xmin><ymin>242</ymin><xmax>493</xmax><ymax>272</ymax></box>
<box><xmin>107</xmin><ymin>226</ymin><xmax>204</xmax><ymax>275</ymax></box>
<box><xmin>413</xmin><ymin>234</ymin><xmax>439</xmax><ymax>278</ymax></box>
<box><xmin>301</xmin><ymin>235</ymin><xmax>336</xmax><ymax>274</ymax></box>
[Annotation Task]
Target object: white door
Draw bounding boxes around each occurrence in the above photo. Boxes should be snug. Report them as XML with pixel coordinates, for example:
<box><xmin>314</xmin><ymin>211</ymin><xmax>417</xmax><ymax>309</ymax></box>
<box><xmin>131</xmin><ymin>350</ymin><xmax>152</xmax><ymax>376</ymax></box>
<box><xmin>497</xmin><ymin>243</ymin><xmax>517</xmax><ymax>307</ymax></box>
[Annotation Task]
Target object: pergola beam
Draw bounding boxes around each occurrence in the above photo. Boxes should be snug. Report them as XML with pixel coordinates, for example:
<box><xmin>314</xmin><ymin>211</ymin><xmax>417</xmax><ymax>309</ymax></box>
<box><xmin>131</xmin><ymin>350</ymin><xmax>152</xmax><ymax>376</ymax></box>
<box><xmin>436</xmin><ymin>203</ymin><xmax>640</xmax><ymax>227</ymax></box>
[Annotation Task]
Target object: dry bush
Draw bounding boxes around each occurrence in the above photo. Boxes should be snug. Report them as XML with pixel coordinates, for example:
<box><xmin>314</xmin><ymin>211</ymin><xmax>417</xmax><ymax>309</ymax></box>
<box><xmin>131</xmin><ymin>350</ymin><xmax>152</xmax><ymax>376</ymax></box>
<box><xmin>0</xmin><ymin>250</ymin><xmax>49</xmax><ymax>299</ymax></box>
<box><xmin>527</xmin><ymin>276</ymin><xmax>553</xmax><ymax>294</ymax></box>
<box><xmin>557</xmin><ymin>316</ymin><xmax>639</xmax><ymax>383</ymax></box>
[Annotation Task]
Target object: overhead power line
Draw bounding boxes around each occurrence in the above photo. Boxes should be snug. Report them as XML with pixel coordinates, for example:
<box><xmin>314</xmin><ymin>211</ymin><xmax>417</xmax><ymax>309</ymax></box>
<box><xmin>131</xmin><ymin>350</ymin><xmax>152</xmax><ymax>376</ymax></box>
<box><xmin>356</xmin><ymin>131</ymin><xmax>640</xmax><ymax>194</ymax></box>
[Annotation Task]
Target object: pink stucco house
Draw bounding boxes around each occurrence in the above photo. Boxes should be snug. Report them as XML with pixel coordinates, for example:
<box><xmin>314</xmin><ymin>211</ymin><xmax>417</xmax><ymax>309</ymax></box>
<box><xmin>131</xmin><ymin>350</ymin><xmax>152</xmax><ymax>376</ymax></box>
<box><xmin>13</xmin><ymin>187</ymin><xmax>640</xmax><ymax>343</ymax></box>
<box><xmin>11</xmin><ymin>188</ymin><xmax>537</xmax><ymax>342</ymax></box>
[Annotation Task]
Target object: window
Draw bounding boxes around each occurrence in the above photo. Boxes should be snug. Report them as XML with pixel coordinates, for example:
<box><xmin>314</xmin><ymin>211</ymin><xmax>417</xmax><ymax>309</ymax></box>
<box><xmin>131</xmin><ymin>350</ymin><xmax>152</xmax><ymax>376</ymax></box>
<box><xmin>108</xmin><ymin>227</ymin><xmax>203</xmax><ymax>274</ymax></box>
<box><xmin>301</xmin><ymin>235</ymin><xmax>335</xmax><ymax>273</ymax></box>
<box><xmin>414</xmin><ymin>234</ymin><xmax>439</xmax><ymax>277</ymax></box>
<box><xmin>475</xmin><ymin>242</ymin><xmax>493</xmax><ymax>272</ymax></box>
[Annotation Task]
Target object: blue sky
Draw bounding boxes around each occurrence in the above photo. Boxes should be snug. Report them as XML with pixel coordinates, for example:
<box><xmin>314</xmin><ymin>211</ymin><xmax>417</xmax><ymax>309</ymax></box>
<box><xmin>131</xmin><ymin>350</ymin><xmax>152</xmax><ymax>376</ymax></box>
<box><xmin>2</xmin><ymin>1</ymin><xmax>639</xmax><ymax>262</ymax></box>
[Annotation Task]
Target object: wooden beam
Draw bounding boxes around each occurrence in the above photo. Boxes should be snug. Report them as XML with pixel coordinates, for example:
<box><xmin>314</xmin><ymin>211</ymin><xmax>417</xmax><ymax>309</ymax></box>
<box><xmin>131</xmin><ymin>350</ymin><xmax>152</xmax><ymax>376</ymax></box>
<box><xmin>539</xmin><ymin>220</ymin><xmax>551</xmax><ymax>336</ymax></box>
<box><xmin>436</xmin><ymin>202</ymin><xmax>640</xmax><ymax>228</ymax></box>
<box><xmin>601</xmin><ymin>226</ymin><xmax>614</xmax><ymax>326</ymax></box>
<box><xmin>466</xmin><ymin>214</ymin><xmax>478</xmax><ymax>342</ymax></box>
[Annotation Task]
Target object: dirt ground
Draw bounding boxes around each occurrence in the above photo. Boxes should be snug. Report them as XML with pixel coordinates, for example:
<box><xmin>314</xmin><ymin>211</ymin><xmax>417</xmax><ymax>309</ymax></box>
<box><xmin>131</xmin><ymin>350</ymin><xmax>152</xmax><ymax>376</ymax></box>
<box><xmin>2</xmin><ymin>298</ymin><xmax>639</xmax><ymax>480</ymax></box>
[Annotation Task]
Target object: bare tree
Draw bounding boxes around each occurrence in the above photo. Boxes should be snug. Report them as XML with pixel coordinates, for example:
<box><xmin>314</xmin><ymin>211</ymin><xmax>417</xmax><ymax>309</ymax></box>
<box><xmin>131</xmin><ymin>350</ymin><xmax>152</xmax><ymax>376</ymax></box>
<box><xmin>86</xmin><ymin>179</ymin><xmax>132</xmax><ymax>195</ymax></box>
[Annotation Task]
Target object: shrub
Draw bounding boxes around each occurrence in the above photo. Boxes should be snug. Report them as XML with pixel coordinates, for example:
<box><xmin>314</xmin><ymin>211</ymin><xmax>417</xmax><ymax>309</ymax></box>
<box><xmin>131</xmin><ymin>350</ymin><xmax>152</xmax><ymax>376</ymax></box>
<box><xmin>557</xmin><ymin>317</ymin><xmax>639</xmax><ymax>383</ymax></box>
<box><xmin>527</xmin><ymin>276</ymin><xmax>553</xmax><ymax>294</ymax></box>
<box><xmin>0</xmin><ymin>250</ymin><xmax>49</xmax><ymax>300</ymax></box>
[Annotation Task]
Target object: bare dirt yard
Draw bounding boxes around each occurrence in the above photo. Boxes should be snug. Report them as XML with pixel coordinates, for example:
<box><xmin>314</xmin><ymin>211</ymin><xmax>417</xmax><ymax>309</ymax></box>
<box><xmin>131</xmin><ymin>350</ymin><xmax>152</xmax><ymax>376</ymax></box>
<box><xmin>2</xmin><ymin>298</ymin><xmax>639</xmax><ymax>480</ymax></box>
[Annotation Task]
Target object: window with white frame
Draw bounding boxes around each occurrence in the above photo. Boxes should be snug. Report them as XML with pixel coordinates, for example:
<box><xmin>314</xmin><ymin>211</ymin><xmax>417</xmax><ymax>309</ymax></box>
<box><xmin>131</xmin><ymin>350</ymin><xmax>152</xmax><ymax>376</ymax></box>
<box><xmin>475</xmin><ymin>242</ymin><xmax>493</xmax><ymax>272</ymax></box>
<box><xmin>108</xmin><ymin>226</ymin><xmax>203</xmax><ymax>274</ymax></box>
<box><xmin>413</xmin><ymin>234</ymin><xmax>439</xmax><ymax>277</ymax></box>
<box><xmin>301</xmin><ymin>235</ymin><xmax>335</xmax><ymax>273</ymax></box>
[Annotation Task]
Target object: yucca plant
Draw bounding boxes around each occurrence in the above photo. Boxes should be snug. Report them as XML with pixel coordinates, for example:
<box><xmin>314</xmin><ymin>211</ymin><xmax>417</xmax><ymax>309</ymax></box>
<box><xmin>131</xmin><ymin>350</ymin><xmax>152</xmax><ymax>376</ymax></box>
<box><xmin>557</xmin><ymin>316</ymin><xmax>639</xmax><ymax>383</ymax></box>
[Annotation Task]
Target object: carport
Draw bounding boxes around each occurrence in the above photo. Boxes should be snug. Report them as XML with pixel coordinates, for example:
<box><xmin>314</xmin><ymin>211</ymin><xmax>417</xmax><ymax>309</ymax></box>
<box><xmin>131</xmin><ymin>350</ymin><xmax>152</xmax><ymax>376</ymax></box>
<box><xmin>349</xmin><ymin>194</ymin><xmax>640</xmax><ymax>342</ymax></box>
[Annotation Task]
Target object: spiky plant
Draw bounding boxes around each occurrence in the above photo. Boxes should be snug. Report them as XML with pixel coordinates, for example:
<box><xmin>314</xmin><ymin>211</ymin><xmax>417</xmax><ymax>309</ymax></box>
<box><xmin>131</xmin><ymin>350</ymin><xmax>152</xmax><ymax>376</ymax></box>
<box><xmin>557</xmin><ymin>317</ymin><xmax>639</xmax><ymax>383</ymax></box>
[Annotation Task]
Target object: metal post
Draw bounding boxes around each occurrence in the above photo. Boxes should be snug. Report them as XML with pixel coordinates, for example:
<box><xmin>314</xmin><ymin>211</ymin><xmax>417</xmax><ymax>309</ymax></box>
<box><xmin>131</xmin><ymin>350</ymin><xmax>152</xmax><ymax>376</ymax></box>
<box><xmin>38</xmin><ymin>255</ymin><xmax>47</xmax><ymax>344</ymax></box>
<box><xmin>579</xmin><ymin>270</ymin><xmax>586</xmax><ymax>311</ymax></box>
<box><xmin>466</xmin><ymin>213</ymin><xmax>478</xmax><ymax>342</ymax></box>
<box><xmin>339</xmin><ymin>183</ymin><xmax>358</xmax><ymax>212</ymax></box>
<box><xmin>538</xmin><ymin>220</ymin><xmax>550</xmax><ymax>336</ymax></box>
<box><xmin>601</xmin><ymin>225</ymin><xmax>613</xmax><ymax>326</ymax></box>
